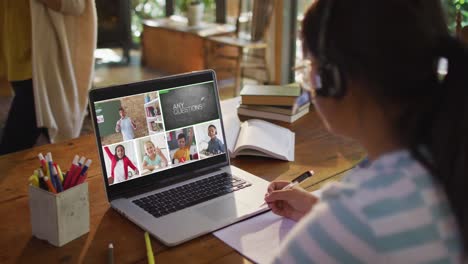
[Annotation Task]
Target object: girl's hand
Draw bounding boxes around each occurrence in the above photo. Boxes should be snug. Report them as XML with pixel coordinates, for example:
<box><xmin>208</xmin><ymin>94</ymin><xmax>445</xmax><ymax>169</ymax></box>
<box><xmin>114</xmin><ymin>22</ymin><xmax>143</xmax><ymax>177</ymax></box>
<box><xmin>264</xmin><ymin>181</ymin><xmax>319</xmax><ymax>221</ymax></box>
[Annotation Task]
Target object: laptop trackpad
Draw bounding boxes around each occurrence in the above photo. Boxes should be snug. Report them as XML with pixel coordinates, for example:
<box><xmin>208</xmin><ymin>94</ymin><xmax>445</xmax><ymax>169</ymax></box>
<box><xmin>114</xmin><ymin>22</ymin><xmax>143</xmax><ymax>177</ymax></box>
<box><xmin>196</xmin><ymin>197</ymin><xmax>250</xmax><ymax>222</ymax></box>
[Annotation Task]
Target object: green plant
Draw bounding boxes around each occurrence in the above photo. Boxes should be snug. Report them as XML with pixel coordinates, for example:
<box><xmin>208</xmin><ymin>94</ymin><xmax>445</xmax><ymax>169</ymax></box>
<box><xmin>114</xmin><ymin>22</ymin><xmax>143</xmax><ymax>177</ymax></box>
<box><xmin>130</xmin><ymin>0</ymin><xmax>216</xmax><ymax>43</ymax></box>
<box><xmin>131</xmin><ymin>0</ymin><xmax>166</xmax><ymax>44</ymax></box>
<box><xmin>442</xmin><ymin>0</ymin><xmax>468</xmax><ymax>32</ymax></box>
<box><xmin>176</xmin><ymin>0</ymin><xmax>214</xmax><ymax>13</ymax></box>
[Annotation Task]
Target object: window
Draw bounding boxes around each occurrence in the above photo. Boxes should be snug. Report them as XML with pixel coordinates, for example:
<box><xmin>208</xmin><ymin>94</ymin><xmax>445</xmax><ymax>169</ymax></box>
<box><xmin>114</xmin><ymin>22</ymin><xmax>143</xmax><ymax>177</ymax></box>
<box><xmin>295</xmin><ymin>1</ymin><xmax>315</xmax><ymax>81</ymax></box>
<box><xmin>132</xmin><ymin>0</ymin><xmax>166</xmax><ymax>42</ymax></box>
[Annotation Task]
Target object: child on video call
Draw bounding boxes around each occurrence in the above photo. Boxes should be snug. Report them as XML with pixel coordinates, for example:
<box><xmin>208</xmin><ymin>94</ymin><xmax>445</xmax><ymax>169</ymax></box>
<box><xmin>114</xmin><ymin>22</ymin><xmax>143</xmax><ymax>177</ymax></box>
<box><xmin>173</xmin><ymin>128</ymin><xmax>193</xmax><ymax>163</ymax></box>
<box><xmin>206</xmin><ymin>124</ymin><xmax>225</xmax><ymax>155</ymax></box>
<box><xmin>142</xmin><ymin>140</ymin><xmax>168</xmax><ymax>171</ymax></box>
<box><xmin>115</xmin><ymin>107</ymin><xmax>137</xmax><ymax>141</ymax></box>
<box><xmin>104</xmin><ymin>145</ymin><xmax>139</xmax><ymax>184</ymax></box>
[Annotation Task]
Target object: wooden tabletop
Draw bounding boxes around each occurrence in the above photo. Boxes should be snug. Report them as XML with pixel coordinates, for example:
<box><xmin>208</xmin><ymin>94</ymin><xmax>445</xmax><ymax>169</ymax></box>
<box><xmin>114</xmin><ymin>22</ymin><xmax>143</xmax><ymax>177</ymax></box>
<box><xmin>0</xmin><ymin>109</ymin><xmax>365</xmax><ymax>263</ymax></box>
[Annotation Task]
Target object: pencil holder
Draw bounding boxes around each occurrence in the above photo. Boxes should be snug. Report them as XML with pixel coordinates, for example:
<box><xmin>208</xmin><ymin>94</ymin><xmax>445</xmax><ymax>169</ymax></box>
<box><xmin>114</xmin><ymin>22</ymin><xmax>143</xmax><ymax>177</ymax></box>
<box><xmin>28</xmin><ymin>182</ymin><xmax>90</xmax><ymax>247</ymax></box>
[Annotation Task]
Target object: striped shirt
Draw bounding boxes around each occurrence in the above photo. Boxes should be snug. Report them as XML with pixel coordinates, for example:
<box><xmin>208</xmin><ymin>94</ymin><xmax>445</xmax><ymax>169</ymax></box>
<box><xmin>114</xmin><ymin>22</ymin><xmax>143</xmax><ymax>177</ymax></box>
<box><xmin>271</xmin><ymin>150</ymin><xmax>462</xmax><ymax>263</ymax></box>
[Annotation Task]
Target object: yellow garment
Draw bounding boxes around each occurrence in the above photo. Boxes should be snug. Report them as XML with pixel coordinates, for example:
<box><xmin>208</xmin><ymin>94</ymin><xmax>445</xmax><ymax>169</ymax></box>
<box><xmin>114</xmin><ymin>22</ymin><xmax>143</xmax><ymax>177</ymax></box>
<box><xmin>173</xmin><ymin>146</ymin><xmax>191</xmax><ymax>162</ymax></box>
<box><xmin>0</xmin><ymin>0</ymin><xmax>32</xmax><ymax>81</ymax></box>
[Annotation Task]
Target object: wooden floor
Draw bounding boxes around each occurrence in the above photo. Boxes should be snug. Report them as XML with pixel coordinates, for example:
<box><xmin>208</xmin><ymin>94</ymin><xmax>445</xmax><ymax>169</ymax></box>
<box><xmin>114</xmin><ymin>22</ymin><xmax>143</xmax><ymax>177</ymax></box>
<box><xmin>0</xmin><ymin>48</ymin><xmax>238</xmax><ymax>145</ymax></box>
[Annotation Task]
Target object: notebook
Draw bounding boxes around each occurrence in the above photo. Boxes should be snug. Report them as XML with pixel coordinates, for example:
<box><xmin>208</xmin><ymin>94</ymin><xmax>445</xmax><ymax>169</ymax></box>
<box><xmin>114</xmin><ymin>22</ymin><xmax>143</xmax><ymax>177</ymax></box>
<box><xmin>88</xmin><ymin>70</ymin><xmax>270</xmax><ymax>246</ymax></box>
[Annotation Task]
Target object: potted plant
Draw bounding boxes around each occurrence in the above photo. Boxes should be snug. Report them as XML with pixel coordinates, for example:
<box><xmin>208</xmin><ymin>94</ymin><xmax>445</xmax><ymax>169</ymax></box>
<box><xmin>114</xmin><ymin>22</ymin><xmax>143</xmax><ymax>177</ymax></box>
<box><xmin>185</xmin><ymin>0</ymin><xmax>204</xmax><ymax>26</ymax></box>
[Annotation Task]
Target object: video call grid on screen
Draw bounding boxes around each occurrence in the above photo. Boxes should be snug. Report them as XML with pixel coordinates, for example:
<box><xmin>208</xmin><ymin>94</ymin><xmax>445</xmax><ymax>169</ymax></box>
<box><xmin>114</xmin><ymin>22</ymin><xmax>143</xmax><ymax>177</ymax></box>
<box><xmin>93</xmin><ymin>81</ymin><xmax>227</xmax><ymax>186</ymax></box>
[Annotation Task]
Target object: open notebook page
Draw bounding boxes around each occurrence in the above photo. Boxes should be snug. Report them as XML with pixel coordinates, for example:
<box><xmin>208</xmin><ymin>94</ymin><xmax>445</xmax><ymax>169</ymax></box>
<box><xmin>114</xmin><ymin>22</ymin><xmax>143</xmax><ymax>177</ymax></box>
<box><xmin>213</xmin><ymin>189</ymin><xmax>322</xmax><ymax>263</ymax></box>
<box><xmin>234</xmin><ymin>119</ymin><xmax>295</xmax><ymax>161</ymax></box>
<box><xmin>220</xmin><ymin>97</ymin><xmax>242</xmax><ymax>155</ymax></box>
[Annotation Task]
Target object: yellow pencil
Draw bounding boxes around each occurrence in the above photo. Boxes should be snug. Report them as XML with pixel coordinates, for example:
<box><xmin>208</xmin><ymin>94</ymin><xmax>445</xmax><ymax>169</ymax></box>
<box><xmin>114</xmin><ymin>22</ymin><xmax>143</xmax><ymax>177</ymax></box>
<box><xmin>29</xmin><ymin>175</ymin><xmax>39</xmax><ymax>187</ymax></box>
<box><xmin>56</xmin><ymin>164</ymin><xmax>64</xmax><ymax>182</ymax></box>
<box><xmin>144</xmin><ymin>232</ymin><xmax>155</xmax><ymax>264</ymax></box>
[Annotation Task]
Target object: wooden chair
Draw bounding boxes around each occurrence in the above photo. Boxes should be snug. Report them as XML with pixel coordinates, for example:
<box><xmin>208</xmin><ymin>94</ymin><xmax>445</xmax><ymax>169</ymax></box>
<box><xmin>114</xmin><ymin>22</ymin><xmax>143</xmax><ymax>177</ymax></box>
<box><xmin>206</xmin><ymin>0</ymin><xmax>275</xmax><ymax>95</ymax></box>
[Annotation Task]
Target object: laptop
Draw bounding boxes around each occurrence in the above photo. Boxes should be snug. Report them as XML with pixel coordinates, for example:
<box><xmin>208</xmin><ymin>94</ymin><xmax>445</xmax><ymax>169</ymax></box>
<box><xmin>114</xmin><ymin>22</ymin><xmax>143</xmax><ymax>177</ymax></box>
<box><xmin>88</xmin><ymin>70</ymin><xmax>270</xmax><ymax>246</ymax></box>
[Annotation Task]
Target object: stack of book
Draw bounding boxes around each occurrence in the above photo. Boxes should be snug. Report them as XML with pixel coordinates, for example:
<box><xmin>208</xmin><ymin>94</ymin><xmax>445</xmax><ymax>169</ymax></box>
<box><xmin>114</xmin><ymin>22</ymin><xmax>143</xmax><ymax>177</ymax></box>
<box><xmin>238</xmin><ymin>83</ymin><xmax>310</xmax><ymax>123</ymax></box>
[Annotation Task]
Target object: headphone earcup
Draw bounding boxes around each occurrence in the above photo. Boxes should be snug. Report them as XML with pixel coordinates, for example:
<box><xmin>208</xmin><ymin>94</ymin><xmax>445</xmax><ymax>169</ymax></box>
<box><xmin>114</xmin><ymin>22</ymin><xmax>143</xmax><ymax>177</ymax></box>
<box><xmin>316</xmin><ymin>63</ymin><xmax>346</xmax><ymax>98</ymax></box>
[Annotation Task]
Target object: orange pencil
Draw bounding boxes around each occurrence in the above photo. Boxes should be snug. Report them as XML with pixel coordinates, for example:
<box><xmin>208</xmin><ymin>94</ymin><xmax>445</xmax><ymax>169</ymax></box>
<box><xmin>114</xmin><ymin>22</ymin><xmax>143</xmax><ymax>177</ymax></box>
<box><xmin>44</xmin><ymin>176</ymin><xmax>57</xmax><ymax>194</ymax></box>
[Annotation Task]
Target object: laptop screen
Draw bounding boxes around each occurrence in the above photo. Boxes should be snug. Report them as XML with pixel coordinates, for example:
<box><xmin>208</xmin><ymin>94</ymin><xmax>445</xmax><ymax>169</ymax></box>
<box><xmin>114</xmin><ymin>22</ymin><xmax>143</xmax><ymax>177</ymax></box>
<box><xmin>88</xmin><ymin>71</ymin><xmax>229</xmax><ymax>199</ymax></box>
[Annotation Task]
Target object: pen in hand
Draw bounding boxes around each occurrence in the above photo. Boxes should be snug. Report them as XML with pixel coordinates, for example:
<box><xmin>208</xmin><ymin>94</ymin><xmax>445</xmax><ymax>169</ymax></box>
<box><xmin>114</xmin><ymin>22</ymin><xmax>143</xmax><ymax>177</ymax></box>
<box><xmin>108</xmin><ymin>243</ymin><xmax>114</xmax><ymax>264</ymax></box>
<box><xmin>260</xmin><ymin>170</ymin><xmax>315</xmax><ymax>207</ymax></box>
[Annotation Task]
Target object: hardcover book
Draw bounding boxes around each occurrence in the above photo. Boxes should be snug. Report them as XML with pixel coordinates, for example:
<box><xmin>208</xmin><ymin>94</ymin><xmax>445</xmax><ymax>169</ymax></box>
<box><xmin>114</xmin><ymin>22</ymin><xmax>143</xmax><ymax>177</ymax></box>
<box><xmin>238</xmin><ymin>102</ymin><xmax>311</xmax><ymax>116</ymax></box>
<box><xmin>237</xmin><ymin>105</ymin><xmax>310</xmax><ymax>123</ymax></box>
<box><xmin>240</xmin><ymin>83</ymin><xmax>301</xmax><ymax>106</ymax></box>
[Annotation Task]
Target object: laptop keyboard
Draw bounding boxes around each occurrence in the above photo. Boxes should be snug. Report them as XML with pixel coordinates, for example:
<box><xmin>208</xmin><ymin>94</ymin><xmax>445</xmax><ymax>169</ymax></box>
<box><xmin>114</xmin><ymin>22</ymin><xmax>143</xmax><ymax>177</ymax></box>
<box><xmin>132</xmin><ymin>172</ymin><xmax>252</xmax><ymax>218</ymax></box>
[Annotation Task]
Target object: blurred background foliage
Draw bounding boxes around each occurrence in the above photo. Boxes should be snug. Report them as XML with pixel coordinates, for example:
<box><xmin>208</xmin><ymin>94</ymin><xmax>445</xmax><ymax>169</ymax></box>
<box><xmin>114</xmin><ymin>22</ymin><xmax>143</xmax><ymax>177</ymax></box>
<box><xmin>128</xmin><ymin>0</ymin><xmax>467</xmax><ymax>44</ymax></box>
<box><xmin>442</xmin><ymin>0</ymin><xmax>468</xmax><ymax>32</ymax></box>
<box><xmin>131</xmin><ymin>0</ymin><xmax>214</xmax><ymax>43</ymax></box>
<box><xmin>175</xmin><ymin>0</ymin><xmax>215</xmax><ymax>13</ymax></box>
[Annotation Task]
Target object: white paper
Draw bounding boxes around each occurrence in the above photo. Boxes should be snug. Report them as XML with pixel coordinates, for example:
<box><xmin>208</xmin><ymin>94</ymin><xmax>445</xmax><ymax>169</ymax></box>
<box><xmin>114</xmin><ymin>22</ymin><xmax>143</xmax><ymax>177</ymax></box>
<box><xmin>220</xmin><ymin>97</ymin><xmax>242</xmax><ymax>155</ymax></box>
<box><xmin>235</xmin><ymin>119</ymin><xmax>294</xmax><ymax>161</ymax></box>
<box><xmin>213</xmin><ymin>190</ymin><xmax>322</xmax><ymax>263</ymax></box>
<box><xmin>220</xmin><ymin>98</ymin><xmax>295</xmax><ymax>161</ymax></box>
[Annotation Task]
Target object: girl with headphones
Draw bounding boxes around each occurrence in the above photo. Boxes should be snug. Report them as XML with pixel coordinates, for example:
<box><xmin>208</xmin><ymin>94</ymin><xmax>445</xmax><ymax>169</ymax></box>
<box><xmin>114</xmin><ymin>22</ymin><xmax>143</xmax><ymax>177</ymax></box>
<box><xmin>264</xmin><ymin>0</ymin><xmax>467</xmax><ymax>262</ymax></box>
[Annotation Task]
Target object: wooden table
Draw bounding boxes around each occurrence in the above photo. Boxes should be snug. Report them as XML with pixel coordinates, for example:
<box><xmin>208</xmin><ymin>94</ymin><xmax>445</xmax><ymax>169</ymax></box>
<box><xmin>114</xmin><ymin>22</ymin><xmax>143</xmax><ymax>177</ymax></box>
<box><xmin>141</xmin><ymin>16</ymin><xmax>235</xmax><ymax>75</ymax></box>
<box><xmin>0</xmin><ymin>109</ymin><xmax>365</xmax><ymax>263</ymax></box>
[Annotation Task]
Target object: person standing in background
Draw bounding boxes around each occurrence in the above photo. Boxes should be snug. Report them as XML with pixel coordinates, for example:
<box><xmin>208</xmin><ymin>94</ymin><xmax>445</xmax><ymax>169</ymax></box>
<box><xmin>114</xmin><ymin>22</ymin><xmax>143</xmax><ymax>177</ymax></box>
<box><xmin>0</xmin><ymin>0</ymin><xmax>97</xmax><ymax>155</ymax></box>
<box><xmin>0</xmin><ymin>0</ymin><xmax>41</xmax><ymax>154</ymax></box>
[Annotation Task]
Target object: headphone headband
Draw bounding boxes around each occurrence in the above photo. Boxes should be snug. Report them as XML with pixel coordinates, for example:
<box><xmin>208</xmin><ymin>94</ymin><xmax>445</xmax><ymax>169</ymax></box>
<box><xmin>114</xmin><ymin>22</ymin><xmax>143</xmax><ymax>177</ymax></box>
<box><xmin>318</xmin><ymin>0</ymin><xmax>333</xmax><ymax>63</ymax></box>
<box><xmin>315</xmin><ymin>0</ymin><xmax>346</xmax><ymax>98</ymax></box>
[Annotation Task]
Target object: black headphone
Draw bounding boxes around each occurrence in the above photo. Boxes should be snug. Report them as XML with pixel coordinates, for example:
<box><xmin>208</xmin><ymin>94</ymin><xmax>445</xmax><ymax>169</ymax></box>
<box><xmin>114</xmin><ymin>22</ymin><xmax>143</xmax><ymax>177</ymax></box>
<box><xmin>315</xmin><ymin>0</ymin><xmax>346</xmax><ymax>98</ymax></box>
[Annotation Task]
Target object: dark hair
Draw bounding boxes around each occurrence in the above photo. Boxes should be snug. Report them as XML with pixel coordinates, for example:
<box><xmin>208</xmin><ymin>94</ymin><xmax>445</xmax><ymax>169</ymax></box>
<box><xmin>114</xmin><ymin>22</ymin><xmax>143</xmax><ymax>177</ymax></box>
<box><xmin>177</xmin><ymin>133</ymin><xmax>186</xmax><ymax>141</ymax></box>
<box><xmin>114</xmin><ymin>144</ymin><xmax>126</xmax><ymax>161</ymax></box>
<box><xmin>302</xmin><ymin>0</ymin><xmax>468</xmax><ymax>253</ymax></box>
<box><xmin>208</xmin><ymin>124</ymin><xmax>218</xmax><ymax>136</ymax></box>
<box><xmin>118</xmin><ymin>107</ymin><xmax>124</xmax><ymax>112</ymax></box>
